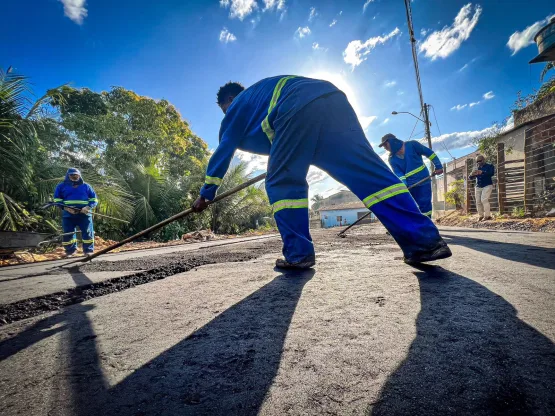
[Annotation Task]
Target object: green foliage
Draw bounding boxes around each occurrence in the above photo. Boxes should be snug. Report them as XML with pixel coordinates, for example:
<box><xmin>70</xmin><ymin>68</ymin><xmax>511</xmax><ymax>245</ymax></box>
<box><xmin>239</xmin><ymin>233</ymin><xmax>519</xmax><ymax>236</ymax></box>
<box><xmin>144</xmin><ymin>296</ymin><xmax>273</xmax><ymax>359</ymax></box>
<box><xmin>445</xmin><ymin>179</ymin><xmax>465</xmax><ymax>210</ymax></box>
<box><xmin>540</xmin><ymin>62</ymin><xmax>554</xmax><ymax>83</ymax></box>
<box><xmin>511</xmin><ymin>206</ymin><xmax>526</xmax><ymax>218</ymax></box>
<box><xmin>209</xmin><ymin>163</ymin><xmax>271</xmax><ymax>234</ymax></box>
<box><xmin>0</xmin><ymin>68</ymin><xmax>270</xmax><ymax>241</ymax></box>
<box><xmin>472</xmin><ymin>120</ymin><xmax>513</xmax><ymax>165</ymax></box>
<box><xmin>311</xmin><ymin>194</ymin><xmax>324</xmax><ymax>211</ymax></box>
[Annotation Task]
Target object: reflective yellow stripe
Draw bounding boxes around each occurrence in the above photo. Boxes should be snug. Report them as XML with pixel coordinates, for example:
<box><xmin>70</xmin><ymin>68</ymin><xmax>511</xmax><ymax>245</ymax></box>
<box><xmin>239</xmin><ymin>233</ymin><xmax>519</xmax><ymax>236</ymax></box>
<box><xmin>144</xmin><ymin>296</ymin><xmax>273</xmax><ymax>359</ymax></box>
<box><xmin>88</xmin><ymin>198</ymin><xmax>98</xmax><ymax>202</ymax></box>
<box><xmin>399</xmin><ymin>176</ymin><xmax>407</xmax><ymax>180</ymax></box>
<box><xmin>404</xmin><ymin>164</ymin><xmax>427</xmax><ymax>178</ymax></box>
<box><xmin>272</xmin><ymin>198</ymin><xmax>308</xmax><ymax>213</ymax></box>
<box><xmin>422</xmin><ymin>210</ymin><xmax>433</xmax><ymax>216</ymax></box>
<box><xmin>261</xmin><ymin>76</ymin><xmax>296</xmax><ymax>143</ymax></box>
<box><xmin>64</xmin><ymin>200</ymin><xmax>89</xmax><ymax>204</ymax></box>
<box><xmin>54</xmin><ymin>198</ymin><xmax>63</xmax><ymax>202</ymax></box>
<box><xmin>205</xmin><ymin>176</ymin><xmax>223</xmax><ymax>186</ymax></box>
<box><xmin>62</xmin><ymin>239</ymin><xmax>77</xmax><ymax>246</ymax></box>
<box><xmin>82</xmin><ymin>239</ymin><xmax>94</xmax><ymax>243</ymax></box>
<box><xmin>428</xmin><ymin>153</ymin><xmax>437</xmax><ymax>161</ymax></box>
<box><xmin>363</xmin><ymin>183</ymin><xmax>409</xmax><ymax>208</ymax></box>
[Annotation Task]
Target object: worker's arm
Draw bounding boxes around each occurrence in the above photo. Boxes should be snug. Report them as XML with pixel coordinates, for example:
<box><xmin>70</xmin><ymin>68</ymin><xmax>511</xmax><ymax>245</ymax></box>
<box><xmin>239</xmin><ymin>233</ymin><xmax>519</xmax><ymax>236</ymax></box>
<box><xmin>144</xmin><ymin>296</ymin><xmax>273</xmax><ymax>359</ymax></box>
<box><xmin>413</xmin><ymin>141</ymin><xmax>443</xmax><ymax>174</ymax></box>
<box><xmin>194</xmin><ymin>111</ymin><xmax>244</xmax><ymax>212</ymax></box>
<box><xmin>81</xmin><ymin>185</ymin><xmax>98</xmax><ymax>214</ymax></box>
<box><xmin>389</xmin><ymin>158</ymin><xmax>408</xmax><ymax>186</ymax></box>
<box><xmin>53</xmin><ymin>184</ymin><xmax>76</xmax><ymax>214</ymax></box>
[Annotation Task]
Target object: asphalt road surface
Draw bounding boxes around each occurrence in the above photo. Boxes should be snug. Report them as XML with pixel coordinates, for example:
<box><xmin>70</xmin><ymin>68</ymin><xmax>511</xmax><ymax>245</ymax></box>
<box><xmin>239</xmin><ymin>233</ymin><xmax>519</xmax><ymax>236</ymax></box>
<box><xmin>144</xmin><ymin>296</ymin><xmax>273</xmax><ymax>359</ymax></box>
<box><xmin>0</xmin><ymin>225</ymin><xmax>554</xmax><ymax>415</ymax></box>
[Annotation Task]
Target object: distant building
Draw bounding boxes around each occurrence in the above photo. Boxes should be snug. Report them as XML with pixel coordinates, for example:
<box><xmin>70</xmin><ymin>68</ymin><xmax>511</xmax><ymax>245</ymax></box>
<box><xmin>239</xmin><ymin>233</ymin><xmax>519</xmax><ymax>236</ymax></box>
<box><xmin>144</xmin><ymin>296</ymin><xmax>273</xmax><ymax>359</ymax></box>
<box><xmin>318</xmin><ymin>201</ymin><xmax>374</xmax><ymax>228</ymax></box>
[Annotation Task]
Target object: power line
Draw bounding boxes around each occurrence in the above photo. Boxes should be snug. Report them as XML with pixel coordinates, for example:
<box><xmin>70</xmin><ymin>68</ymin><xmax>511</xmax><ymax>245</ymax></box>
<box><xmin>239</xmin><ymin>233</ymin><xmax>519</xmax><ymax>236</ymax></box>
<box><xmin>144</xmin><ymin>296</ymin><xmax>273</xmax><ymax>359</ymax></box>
<box><xmin>430</xmin><ymin>105</ymin><xmax>455</xmax><ymax>160</ymax></box>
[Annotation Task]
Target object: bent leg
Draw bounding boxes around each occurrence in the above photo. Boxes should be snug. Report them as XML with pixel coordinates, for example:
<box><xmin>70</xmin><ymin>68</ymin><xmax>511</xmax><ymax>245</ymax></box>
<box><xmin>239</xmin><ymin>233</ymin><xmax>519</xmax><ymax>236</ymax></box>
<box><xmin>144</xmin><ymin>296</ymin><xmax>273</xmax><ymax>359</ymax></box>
<box><xmin>79</xmin><ymin>215</ymin><xmax>95</xmax><ymax>254</ymax></box>
<box><xmin>311</xmin><ymin>93</ymin><xmax>444</xmax><ymax>257</ymax></box>
<box><xmin>410</xmin><ymin>183</ymin><xmax>433</xmax><ymax>218</ymax></box>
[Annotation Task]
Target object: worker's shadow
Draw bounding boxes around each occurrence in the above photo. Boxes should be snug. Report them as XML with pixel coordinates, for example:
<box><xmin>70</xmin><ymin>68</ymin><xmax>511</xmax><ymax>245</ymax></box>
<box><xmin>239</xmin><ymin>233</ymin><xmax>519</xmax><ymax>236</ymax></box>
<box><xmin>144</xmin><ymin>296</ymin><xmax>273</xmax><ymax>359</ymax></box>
<box><xmin>1</xmin><ymin>270</ymin><xmax>107</xmax><ymax>415</ymax></box>
<box><xmin>442</xmin><ymin>233</ymin><xmax>555</xmax><ymax>270</ymax></box>
<box><xmin>78</xmin><ymin>269</ymin><xmax>315</xmax><ymax>416</ymax></box>
<box><xmin>371</xmin><ymin>265</ymin><xmax>555</xmax><ymax>415</ymax></box>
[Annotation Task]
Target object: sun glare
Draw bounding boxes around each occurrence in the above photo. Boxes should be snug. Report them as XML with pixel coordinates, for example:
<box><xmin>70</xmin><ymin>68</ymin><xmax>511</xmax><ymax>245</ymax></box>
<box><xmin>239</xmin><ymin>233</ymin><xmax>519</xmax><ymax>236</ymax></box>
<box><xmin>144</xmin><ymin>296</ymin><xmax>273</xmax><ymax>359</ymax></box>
<box><xmin>308</xmin><ymin>72</ymin><xmax>362</xmax><ymax>116</ymax></box>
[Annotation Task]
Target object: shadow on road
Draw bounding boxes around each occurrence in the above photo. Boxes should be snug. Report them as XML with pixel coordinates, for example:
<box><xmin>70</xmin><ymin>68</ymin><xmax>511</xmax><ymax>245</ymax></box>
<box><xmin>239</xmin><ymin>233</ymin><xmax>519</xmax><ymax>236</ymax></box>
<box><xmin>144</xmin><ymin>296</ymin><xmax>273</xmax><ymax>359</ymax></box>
<box><xmin>75</xmin><ymin>269</ymin><xmax>314</xmax><ymax>415</ymax></box>
<box><xmin>442</xmin><ymin>234</ymin><xmax>555</xmax><ymax>270</ymax></box>
<box><xmin>372</xmin><ymin>265</ymin><xmax>555</xmax><ymax>416</ymax></box>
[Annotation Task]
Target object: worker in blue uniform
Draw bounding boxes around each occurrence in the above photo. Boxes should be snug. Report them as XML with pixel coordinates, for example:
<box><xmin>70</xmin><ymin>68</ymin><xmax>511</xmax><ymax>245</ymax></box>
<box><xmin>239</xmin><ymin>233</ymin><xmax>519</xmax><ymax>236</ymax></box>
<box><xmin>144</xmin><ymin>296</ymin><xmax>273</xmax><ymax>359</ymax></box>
<box><xmin>192</xmin><ymin>76</ymin><xmax>451</xmax><ymax>269</ymax></box>
<box><xmin>379</xmin><ymin>134</ymin><xmax>443</xmax><ymax>218</ymax></box>
<box><xmin>54</xmin><ymin>168</ymin><xmax>98</xmax><ymax>257</ymax></box>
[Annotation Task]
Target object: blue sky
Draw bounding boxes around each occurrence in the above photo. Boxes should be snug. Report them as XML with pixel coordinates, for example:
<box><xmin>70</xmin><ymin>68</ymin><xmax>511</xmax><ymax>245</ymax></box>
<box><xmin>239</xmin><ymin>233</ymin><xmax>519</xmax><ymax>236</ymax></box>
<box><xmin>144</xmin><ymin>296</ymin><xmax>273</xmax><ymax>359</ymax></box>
<box><xmin>3</xmin><ymin>0</ymin><xmax>553</xmax><ymax>198</ymax></box>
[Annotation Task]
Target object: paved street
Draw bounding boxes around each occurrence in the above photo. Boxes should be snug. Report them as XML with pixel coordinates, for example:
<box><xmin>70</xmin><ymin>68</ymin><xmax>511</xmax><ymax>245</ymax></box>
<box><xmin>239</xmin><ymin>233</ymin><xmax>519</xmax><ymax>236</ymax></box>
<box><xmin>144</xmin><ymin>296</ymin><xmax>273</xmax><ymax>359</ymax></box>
<box><xmin>0</xmin><ymin>225</ymin><xmax>554</xmax><ymax>415</ymax></box>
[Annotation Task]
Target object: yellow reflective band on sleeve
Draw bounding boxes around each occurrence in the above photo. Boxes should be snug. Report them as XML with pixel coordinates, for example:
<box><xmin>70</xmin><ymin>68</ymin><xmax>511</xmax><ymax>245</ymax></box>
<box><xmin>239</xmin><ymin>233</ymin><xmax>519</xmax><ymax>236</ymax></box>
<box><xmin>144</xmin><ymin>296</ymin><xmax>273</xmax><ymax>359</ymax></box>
<box><xmin>399</xmin><ymin>176</ymin><xmax>407</xmax><ymax>180</ymax></box>
<box><xmin>88</xmin><ymin>198</ymin><xmax>98</xmax><ymax>202</ymax></box>
<box><xmin>422</xmin><ymin>210</ymin><xmax>433</xmax><ymax>216</ymax></box>
<box><xmin>261</xmin><ymin>76</ymin><xmax>296</xmax><ymax>143</ymax></box>
<box><xmin>63</xmin><ymin>200</ymin><xmax>89</xmax><ymax>204</ymax></box>
<box><xmin>82</xmin><ymin>239</ymin><xmax>95</xmax><ymax>244</ymax></box>
<box><xmin>404</xmin><ymin>164</ymin><xmax>427</xmax><ymax>178</ymax></box>
<box><xmin>62</xmin><ymin>239</ymin><xmax>77</xmax><ymax>246</ymax></box>
<box><xmin>54</xmin><ymin>198</ymin><xmax>63</xmax><ymax>202</ymax></box>
<box><xmin>205</xmin><ymin>176</ymin><xmax>223</xmax><ymax>186</ymax></box>
<box><xmin>428</xmin><ymin>153</ymin><xmax>437</xmax><ymax>161</ymax></box>
<box><xmin>272</xmin><ymin>198</ymin><xmax>308</xmax><ymax>213</ymax></box>
<box><xmin>363</xmin><ymin>183</ymin><xmax>409</xmax><ymax>208</ymax></box>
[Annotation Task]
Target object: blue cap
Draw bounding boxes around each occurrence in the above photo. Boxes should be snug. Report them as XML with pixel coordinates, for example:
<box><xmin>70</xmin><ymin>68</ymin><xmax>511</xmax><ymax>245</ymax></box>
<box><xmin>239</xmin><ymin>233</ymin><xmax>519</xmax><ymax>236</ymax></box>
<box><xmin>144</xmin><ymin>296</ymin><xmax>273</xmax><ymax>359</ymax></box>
<box><xmin>67</xmin><ymin>168</ymin><xmax>81</xmax><ymax>175</ymax></box>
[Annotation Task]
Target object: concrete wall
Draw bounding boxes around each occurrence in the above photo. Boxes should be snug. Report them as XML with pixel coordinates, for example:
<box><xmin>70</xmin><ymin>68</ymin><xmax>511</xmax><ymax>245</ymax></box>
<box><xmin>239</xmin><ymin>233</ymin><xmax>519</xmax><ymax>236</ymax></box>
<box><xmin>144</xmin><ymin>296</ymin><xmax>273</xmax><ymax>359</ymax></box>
<box><xmin>514</xmin><ymin>92</ymin><xmax>555</xmax><ymax>127</ymax></box>
<box><xmin>320</xmin><ymin>209</ymin><xmax>373</xmax><ymax>228</ymax></box>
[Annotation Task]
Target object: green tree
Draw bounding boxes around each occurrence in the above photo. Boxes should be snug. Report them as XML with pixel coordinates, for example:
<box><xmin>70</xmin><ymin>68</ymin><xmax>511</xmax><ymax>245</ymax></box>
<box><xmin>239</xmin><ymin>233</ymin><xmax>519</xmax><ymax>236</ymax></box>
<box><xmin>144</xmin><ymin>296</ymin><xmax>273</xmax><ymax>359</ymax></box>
<box><xmin>445</xmin><ymin>179</ymin><xmax>465</xmax><ymax>210</ymax></box>
<box><xmin>209</xmin><ymin>162</ymin><xmax>271</xmax><ymax>234</ymax></box>
<box><xmin>311</xmin><ymin>194</ymin><xmax>324</xmax><ymax>211</ymax></box>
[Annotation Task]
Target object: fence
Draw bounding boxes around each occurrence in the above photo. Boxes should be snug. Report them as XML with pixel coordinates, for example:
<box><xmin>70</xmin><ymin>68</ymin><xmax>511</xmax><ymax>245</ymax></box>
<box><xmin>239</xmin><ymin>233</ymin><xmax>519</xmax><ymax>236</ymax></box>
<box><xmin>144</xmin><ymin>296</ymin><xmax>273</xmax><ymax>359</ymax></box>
<box><xmin>437</xmin><ymin>114</ymin><xmax>555</xmax><ymax>217</ymax></box>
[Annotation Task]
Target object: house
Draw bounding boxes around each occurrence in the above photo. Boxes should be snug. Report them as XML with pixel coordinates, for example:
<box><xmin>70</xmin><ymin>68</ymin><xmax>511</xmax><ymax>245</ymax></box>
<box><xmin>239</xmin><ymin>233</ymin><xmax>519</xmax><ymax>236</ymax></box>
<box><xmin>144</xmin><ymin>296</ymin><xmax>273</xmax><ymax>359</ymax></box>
<box><xmin>318</xmin><ymin>201</ymin><xmax>374</xmax><ymax>228</ymax></box>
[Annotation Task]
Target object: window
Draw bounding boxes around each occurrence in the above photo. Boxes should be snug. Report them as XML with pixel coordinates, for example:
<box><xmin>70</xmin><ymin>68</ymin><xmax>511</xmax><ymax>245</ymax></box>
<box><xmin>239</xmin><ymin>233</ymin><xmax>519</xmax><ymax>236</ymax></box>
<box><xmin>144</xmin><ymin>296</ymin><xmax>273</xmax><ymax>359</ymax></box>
<box><xmin>336</xmin><ymin>216</ymin><xmax>342</xmax><ymax>222</ymax></box>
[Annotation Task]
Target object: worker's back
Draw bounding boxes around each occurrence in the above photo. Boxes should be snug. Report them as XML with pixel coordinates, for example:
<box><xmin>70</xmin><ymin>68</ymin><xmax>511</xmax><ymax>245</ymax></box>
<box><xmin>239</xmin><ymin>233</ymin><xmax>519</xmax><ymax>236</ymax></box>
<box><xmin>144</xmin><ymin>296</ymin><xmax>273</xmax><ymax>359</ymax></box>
<box><xmin>223</xmin><ymin>76</ymin><xmax>339</xmax><ymax>155</ymax></box>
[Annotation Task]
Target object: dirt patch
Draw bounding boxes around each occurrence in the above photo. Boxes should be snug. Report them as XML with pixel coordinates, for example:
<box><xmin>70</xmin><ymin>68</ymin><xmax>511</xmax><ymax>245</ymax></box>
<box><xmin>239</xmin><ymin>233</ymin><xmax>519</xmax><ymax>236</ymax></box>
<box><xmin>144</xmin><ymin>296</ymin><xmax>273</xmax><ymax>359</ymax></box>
<box><xmin>436</xmin><ymin>211</ymin><xmax>555</xmax><ymax>232</ymax></box>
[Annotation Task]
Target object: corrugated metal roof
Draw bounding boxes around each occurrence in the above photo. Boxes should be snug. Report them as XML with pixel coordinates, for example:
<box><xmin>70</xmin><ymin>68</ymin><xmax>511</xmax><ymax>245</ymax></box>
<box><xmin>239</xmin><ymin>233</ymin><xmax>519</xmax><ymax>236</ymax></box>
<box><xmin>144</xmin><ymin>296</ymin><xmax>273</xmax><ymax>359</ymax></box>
<box><xmin>318</xmin><ymin>201</ymin><xmax>366</xmax><ymax>212</ymax></box>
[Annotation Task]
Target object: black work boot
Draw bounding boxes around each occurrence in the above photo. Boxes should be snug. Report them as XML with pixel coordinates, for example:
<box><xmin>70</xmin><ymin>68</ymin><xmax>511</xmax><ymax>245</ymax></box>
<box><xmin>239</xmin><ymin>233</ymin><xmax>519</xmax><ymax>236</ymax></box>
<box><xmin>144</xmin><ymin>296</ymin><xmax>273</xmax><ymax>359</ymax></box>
<box><xmin>403</xmin><ymin>240</ymin><xmax>452</xmax><ymax>265</ymax></box>
<box><xmin>275</xmin><ymin>255</ymin><xmax>316</xmax><ymax>270</ymax></box>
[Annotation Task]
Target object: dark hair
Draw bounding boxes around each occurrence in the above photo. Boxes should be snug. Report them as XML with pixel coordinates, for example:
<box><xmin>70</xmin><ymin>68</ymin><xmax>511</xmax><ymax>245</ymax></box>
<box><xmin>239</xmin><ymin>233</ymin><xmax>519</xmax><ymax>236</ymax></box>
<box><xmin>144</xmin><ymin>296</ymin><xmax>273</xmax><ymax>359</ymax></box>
<box><xmin>217</xmin><ymin>82</ymin><xmax>245</xmax><ymax>105</ymax></box>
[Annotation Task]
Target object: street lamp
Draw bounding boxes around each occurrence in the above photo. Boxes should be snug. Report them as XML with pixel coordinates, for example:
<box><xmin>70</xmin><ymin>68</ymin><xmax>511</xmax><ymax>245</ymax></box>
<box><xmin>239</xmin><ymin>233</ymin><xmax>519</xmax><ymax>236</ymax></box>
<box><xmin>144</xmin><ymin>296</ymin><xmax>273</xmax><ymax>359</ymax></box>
<box><xmin>391</xmin><ymin>111</ymin><xmax>428</xmax><ymax>125</ymax></box>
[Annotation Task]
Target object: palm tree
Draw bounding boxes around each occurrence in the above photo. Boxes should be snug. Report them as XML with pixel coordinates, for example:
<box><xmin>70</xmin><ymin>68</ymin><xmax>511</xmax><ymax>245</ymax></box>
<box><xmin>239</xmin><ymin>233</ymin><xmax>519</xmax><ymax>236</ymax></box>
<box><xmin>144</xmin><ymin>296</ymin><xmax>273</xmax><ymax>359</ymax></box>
<box><xmin>209</xmin><ymin>162</ymin><xmax>271</xmax><ymax>234</ymax></box>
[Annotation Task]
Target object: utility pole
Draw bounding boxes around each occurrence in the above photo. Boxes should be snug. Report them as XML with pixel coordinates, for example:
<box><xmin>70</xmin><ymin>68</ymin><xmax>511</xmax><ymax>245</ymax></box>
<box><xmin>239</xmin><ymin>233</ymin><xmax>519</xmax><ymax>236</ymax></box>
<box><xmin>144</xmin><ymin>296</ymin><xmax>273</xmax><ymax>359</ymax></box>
<box><xmin>403</xmin><ymin>0</ymin><xmax>438</xmax><ymax>214</ymax></box>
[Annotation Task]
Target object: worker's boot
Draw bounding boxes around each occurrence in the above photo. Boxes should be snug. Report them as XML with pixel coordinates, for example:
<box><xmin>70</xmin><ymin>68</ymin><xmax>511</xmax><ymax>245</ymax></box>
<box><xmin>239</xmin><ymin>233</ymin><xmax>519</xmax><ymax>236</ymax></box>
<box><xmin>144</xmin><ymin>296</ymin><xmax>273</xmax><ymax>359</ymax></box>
<box><xmin>403</xmin><ymin>240</ymin><xmax>452</xmax><ymax>265</ymax></box>
<box><xmin>275</xmin><ymin>255</ymin><xmax>316</xmax><ymax>270</ymax></box>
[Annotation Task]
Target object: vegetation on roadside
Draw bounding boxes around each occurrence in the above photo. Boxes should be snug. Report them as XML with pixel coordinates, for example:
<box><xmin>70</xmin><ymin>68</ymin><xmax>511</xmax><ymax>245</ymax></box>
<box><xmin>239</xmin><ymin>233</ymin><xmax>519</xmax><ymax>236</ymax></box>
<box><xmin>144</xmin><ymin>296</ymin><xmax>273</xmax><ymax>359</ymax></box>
<box><xmin>445</xmin><ymin>179</ymin><xmax>465</xmax><ymax>210</ymax></box>
<box><xmin>0</xmin><ymin>67</ymin><xmax>271</xmax><ymax>239</ymax></box>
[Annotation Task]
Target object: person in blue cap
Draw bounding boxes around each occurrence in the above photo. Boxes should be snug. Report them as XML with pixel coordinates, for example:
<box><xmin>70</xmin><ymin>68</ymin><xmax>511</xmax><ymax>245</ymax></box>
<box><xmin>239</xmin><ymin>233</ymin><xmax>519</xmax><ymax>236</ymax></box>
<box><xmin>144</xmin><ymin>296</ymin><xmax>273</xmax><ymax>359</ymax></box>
<box><xmin>192</xmin><ymin>76</ymin><xmax>451</xmax><ymax>269</ymax></box>
<box><xmin>379</xmin><ymin>133</ymin><xmax>443</xmax><ymax>218</ymax></box>
<box><xmin>54</xmin><ymin>168</ymin><xmax>98</xmax><ymax>257</ymax></box>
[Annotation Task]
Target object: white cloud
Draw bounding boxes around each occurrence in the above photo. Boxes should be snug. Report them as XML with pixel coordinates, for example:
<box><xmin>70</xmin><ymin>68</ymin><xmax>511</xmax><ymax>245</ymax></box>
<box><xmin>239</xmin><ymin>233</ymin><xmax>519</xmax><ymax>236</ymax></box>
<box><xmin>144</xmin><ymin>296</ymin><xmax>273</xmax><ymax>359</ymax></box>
<box><xmin>295</xmin><ymin>26</ymin><xmax>311</xmax><ymax>39</ymax></box>
<box><xmin>307</xmin><ymin>166</ymin><xmax>328</xmax><ymax>185</ymax></box>
<box><xmin>469</xmin><ymin>101</ymin><xmax>480</xmax><ymax>107</ymax></box>
<box><xmin>431</xmin><ymin>125</ymin><xmax>494</xmax><ymax>151</ymax></box>
<box><xmin>359</xmin><ymin>115</ymin><xmax>378</xmax><ymax>130</ymax></box>
<box><xmin>396</xmin><ymin>90</ymin><xmax>404</xmax><ymax>96</ymax></box>
<box><xmin>263</xmin><ymin>0</ymin><xmax>286</xmax><ymax>11</ymax></box>
<box><xmin>330</xmin><ymin>19</ymin><xmax>337</xmax><ymax>27</ymax></box>
<box><xmin>312</xmin><ymin>42</ymin><xmax>327</xmax><ymax>52</ymax></box>
<box><xmin>451</xmin><ymin>104</ymin><xmax>467</xmax><ymax>111</ymax></box>
<box><xmin>219</xmin><ymin>28</ymin><xmax>237</xmax><ymax>43</ymax></box>
<box><xmin>60</xmin><ymin>0</ymin><xmax>87</xmax><ymax>24</ymax></box>
<box><xmin>220</xmin><ymin>0</ymin><xmax>257</xmax><ymax>20</ymax></box>
<box><xmin>483</xmin><ymin>90</ymin><xmax>495</xmax><ymax>100</ymax></box>
<box><xmin>420</xmin><ymin>28</ymin><xmax>429</xmax><ymax>37</ymax></box>
<box><xmin>343</xmin><ymin>27</ymin><xmax>401</xmax><ymax>69</ymax></box>
<box><xmin>381</xmin><ymin>118</ymin><xmax>390</xmax><ymax>125</ymax></box>
<box><xmin>339</xmin><ymin>10</ymin><xmax>343</xmax><ymax>15</ymax></box>
<box><xmin>458</xmin><ymin>63</ymin><xmax>469</xmax><ymax>72</ymax></box>
<box><xmin>236</xmin><ymin>151</ymin><xmax>268</xmax><ymax>173</ymax></box>
<box><xmin>363</xmin><ymin>0</ymin><xmax>374</xmax><ymax>13</ymax></box>
<box><xmin>419</xmin><ymin>3</ymin><xmax>482</xmax><ymax>60</ymax></box>
<box><xmin>507</xmin><ymin>14</ymin><xmax>554</xmax><ymax>55</ymax></box>
<box><xmin>309</xmin><ymin>6</ymin><xmax>317</xmax><ymax>22</ymax></box>
<box><xmin>384</xmin><ymin>80</ymin><xmax>397</xmax><ymax>87</ymax></box>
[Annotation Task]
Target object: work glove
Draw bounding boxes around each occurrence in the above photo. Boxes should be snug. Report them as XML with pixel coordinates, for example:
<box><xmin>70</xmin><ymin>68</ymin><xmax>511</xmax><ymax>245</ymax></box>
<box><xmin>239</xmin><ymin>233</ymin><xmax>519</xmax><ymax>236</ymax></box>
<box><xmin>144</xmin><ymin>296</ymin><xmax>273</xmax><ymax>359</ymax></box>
<box><xmin>192</xmin><ymin>196</ymin><xmax>209</xmax><ymax>213</ymax></box>
<box><xmin>81</xmin><ymin>206</ymin><xmax>91</xmax><ymax>214</ymax></box>
<box><xmin>64</xmin><ymin>207</ymin><xmax>80</xmax><ymax>215</ymax></box>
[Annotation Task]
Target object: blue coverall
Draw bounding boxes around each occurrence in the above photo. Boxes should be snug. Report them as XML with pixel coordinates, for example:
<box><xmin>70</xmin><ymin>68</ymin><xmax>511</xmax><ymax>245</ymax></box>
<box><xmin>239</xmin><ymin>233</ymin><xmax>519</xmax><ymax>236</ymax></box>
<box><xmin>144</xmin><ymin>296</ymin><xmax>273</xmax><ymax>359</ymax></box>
<box><xmin>54</xmin><ymin>169</ymin><xmax>98</xmax><ymax>254</ymax></box>
<box><xmin>387</xmin><ymin>137</ymin><xmax>443</xmax><ymax>218</ymax></box>
<box><xmin>200</xmin><ymin>76</ymin><xmax>444</xmax><ymax>263</ymax></box>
